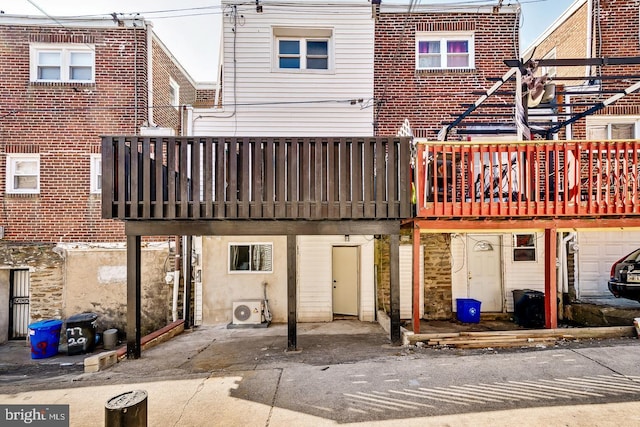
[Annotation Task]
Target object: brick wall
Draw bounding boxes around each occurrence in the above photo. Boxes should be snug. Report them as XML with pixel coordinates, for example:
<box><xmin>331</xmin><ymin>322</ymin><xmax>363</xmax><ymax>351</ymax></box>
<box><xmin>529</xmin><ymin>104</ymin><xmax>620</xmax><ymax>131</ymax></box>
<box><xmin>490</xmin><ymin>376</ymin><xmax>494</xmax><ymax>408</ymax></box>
<box><xmin>374</xmin><ymin>11</ymin><xmax>520</xmax><ymax>139</ymax></box>
<box><xmin>0</xmin><ymin>23</ymin><xmax>149</xmax><ymax>243</ymax></box>
<box><xmin>150</xmin><ymin>37</ymin><xmax>197</xmax><ymax>132</ymax></box>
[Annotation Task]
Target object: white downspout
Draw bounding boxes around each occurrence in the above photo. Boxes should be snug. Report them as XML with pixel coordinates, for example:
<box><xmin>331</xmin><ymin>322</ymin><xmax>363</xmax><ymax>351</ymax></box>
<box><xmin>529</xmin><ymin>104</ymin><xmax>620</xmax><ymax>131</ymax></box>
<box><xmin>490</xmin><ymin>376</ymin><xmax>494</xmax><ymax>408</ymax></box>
<box><xmin>147</xmin><ymin>23</ymin><xmax>157</xmax><ymax>127</ymax></box>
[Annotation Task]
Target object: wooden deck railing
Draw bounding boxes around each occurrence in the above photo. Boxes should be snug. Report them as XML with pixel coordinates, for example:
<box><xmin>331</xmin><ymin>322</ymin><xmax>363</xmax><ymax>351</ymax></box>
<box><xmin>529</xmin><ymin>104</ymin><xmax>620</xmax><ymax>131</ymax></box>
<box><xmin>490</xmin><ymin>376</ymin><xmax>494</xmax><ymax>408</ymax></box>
<box><xmin>416</xmin><ymin>140</ymin><xmax>640</xmax><ymax>218</ymax></box>
<box><xmin>101</xmin><ymin>136</ymin><xmax>412</xmax><ymax>220</ymax></box>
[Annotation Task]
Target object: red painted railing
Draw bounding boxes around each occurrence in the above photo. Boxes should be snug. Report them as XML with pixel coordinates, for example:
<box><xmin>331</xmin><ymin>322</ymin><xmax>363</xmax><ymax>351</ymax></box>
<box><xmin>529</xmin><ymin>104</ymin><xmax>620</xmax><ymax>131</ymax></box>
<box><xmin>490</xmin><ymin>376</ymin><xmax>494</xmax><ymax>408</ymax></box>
<box><xmin>416</xmin><ymin>140</ymin><xmax>640</xmax><ymax>218</ymax></box>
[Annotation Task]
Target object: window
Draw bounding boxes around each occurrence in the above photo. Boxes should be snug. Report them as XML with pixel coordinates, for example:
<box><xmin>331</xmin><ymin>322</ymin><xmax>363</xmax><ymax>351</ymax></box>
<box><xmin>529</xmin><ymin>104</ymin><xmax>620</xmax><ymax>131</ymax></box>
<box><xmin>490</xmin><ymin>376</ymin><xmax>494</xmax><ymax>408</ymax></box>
<box><xmin>6</xmin><ymin>155</ymin><xmax>40</xmax><ymax>194</ymax></box>
<box><xmin>30</xmin><ymin>43</ymin><xmax>95</xmax><ymax>83</ymax></box>
<box><xmin>229</xmin><ymin>243</ymin><xmax>273</xmax><ymax>273</ymax></box>
<box><xmin>416</xmin><ymin>32</ymin><xmax>474</xmax><ymax>70</ymax></box>
<box><xmin>587</xmin><ymin>120</ymin><xmax>638</xmax><ymax>140</ymax></box>
<box><xmin>169</xmin><ymin>77</ymin><xmax>180</xmax><ymax>109</ymax></box>
<box><xmin>513</xmin><ymin>233</ymin><xmax>536</xmax><ymax>262</ymax></box>
<box><xmin>90</xmin><ymin>154</ymin><xmax>102</xmax><ymax>194</ymax></box>
<box><xmin>273</xmin><ymin>27</ymin><xmax>332</xmax><ymax>71</ymax></box>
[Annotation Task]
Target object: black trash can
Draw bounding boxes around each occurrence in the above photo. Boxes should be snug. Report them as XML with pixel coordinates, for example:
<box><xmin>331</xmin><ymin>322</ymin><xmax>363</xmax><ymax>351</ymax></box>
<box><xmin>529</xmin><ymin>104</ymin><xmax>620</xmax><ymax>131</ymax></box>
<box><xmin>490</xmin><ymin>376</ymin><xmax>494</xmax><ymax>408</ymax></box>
<box><xmin>512</xmin><ymin>289</ymin><xmax>545</xmax><ymax>328</ymax></box>
<box><xmin>65</xmin><ymin>312</ymin><xmax>98</xmax><ymax>355</ymax></box>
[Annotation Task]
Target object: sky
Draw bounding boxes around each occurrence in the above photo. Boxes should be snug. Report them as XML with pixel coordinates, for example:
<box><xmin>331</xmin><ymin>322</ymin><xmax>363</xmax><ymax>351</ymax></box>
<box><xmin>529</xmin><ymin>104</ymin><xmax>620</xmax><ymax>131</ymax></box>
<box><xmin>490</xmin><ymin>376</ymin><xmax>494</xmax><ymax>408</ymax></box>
<box><xmin>0</xmin><ymin>0</ymin><xmax>577</xmax><ymax>82</ymax></box>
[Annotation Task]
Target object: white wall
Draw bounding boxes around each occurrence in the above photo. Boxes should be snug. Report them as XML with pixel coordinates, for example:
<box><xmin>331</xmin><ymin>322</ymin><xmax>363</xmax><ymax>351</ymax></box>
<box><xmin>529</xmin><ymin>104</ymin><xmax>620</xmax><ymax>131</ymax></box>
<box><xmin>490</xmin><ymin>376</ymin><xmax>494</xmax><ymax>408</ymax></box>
<box><xmin>451</xmin><ymin>232</ymin><xmax>545</xmax><ymax>312</ymax></box>
<box><xmin>201</xmin><ymin>236</ymin><xmax>288</xmax><ymax>323</ymax></box>
<box><xmin>297</xmin><ymin>235</ymin><xmax>375</xmax><ymax>322</ymax></box>
<box><xmin>193</xmin><ymin>1</ymin><xmax>374</xmax><ymax>137</ymax></box>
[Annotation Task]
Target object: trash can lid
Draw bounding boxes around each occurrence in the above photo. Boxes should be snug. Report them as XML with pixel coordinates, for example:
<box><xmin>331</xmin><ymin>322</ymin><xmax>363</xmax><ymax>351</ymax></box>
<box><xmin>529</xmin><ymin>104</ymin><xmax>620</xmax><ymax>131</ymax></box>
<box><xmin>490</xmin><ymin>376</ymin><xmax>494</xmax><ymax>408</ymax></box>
<box><xmin>105</xmin><ymin>390</ymin><xmax>148</xmax><ymax>410</ymax></box>
<box><xmin>66</xmin><ymin>312</ymin><xmax>98</xmax><ymax>323</ymax></box>
<box><xmin>28</xmin><ymin>319</ymin><xmax>63</xmax><ymax>329</ymax></box>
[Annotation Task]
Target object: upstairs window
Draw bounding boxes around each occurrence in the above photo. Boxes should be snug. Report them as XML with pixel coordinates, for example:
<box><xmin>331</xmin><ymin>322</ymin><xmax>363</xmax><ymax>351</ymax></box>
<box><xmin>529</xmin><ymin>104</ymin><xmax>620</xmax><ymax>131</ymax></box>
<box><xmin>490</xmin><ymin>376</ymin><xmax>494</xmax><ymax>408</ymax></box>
<box><xmin>273</xmin><ymin>27</ymin><xmax>332</xmax><ymax>72</ymax></box>
<box><xmin>169</xmin><ymin>77</ymin><xmax>180</xmax><ymax>109</ymax></box>
<box><xmin>416</xmin><ymin>32</ymin><xmax>474</xmax><ymax>70</ymax></box>
<box><xmin>6</xmin><ymin>155</ymin><xmax>40</xmax><ymax>194</ymax></box>
<box><xmin>30</xmin><ymin>43</ymin><xmax>95</xmax><ymax>83</ymax></box>
<box><xmin>229</xmin><ymin>243</ymin><xmax>273</xmax><ymax>273</ymax></box>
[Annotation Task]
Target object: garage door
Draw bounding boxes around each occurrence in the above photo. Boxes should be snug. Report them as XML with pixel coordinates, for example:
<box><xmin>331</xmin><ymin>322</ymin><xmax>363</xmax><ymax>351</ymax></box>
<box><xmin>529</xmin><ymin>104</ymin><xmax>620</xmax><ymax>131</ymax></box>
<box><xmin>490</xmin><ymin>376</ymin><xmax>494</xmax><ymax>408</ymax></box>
<box><xmin>577</xmin><ymin>231</ymin><xmax>640</xmax><ymax>297</ymax></box>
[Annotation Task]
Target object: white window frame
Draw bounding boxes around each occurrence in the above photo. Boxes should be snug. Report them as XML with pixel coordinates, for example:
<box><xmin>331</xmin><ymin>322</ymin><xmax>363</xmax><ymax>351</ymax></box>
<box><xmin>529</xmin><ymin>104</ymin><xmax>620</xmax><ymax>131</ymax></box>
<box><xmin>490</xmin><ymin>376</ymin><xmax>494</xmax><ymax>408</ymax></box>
<box><xmin>169</xmin><ymin>77</ymin><xmax>180</xmax><ymax>109</ymax></box>
<box><xmin>415</xmin><ymin>31</ymin><xmax>475</xmax><ymax>71</ymax></box>
<box><xmin>272</xmin><ymin>27</ymin><xmax>333</xmax><ymax>73</ymax></box>
<box><xmin>541</xmin><ymin>48</ymin><xmax>557</xmax><ymax>78</ymax></box>
<box><xmin>586</xmin><ymin>116</ymin><xmax>640</xmax><ymax>140</ymax></box>
<box><xmin>6</xmin><ymin>154</ymin><xmax>40</xmax><ymax>195</ymax></box>
<box><xmin>90</xmin><ymin>154</ymin><xmax>102</xmax><ymax>194</ymax></box>
<box><xmin>228</xmin><ymin>243</ymin><xmax>273</xmax><ymax>273</ymax></box>
<box><xmin>513</xmin><ymin>233</ymin><xmax>537</xmax><ymax>262</ymax></box>
<box><xmin>30</xmin><ymin>43</ymin><xmax>95</xmax><ymax>83</ymax></box>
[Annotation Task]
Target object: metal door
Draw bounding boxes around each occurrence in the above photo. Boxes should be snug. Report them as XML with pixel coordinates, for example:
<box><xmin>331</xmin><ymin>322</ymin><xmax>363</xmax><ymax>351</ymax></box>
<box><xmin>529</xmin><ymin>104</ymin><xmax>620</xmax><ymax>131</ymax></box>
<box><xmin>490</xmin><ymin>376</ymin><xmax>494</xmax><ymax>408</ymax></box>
<box><xmin>9</xmin><ymin>269</ymin><xmax>30</xmax><ymax>339</ymax></box>
<box><xmin>467</xmin><ymin>235</ymin><xmax>503</xmax><ymax>312</ymax></box>
<box><xmin>332</xmin><ymin>246</ymin><xmax>359</xmax><ymax>316</ymax></box>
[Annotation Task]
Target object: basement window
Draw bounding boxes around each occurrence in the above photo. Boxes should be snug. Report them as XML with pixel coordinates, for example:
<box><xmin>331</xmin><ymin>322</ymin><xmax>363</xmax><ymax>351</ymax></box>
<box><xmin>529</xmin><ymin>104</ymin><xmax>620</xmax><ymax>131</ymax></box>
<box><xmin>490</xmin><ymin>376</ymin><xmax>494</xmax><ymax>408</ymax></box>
<box><xmin>229</xmin><ymin>243</ymin><xmax>273</xmax><ymax>273</ymax></box>
<box><xmin>513</xmin><ymin>233</ymin><xmax>536</xmax><ymax>262</ymax></box>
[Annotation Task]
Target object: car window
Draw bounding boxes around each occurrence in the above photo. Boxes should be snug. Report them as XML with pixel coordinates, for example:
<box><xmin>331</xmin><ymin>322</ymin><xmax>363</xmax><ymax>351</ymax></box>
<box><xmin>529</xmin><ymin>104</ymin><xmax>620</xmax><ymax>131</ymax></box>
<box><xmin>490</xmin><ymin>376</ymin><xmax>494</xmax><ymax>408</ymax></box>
<box><xmin>625</xmin><ymin>249</ymin><xmax>640</xmax><ymax>262</ymax></box>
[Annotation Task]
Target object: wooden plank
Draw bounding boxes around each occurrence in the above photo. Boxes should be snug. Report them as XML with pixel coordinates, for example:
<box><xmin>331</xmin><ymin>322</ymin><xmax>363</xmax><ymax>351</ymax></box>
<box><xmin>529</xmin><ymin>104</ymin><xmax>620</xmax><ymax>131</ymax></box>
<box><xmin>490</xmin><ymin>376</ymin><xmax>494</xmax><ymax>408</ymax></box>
<box><xmin>275</xmin><ymin>139</ymin><xmax>286</xmax><ymax>217</ymax></box>
<box><xmin>191</xmin><ymin>138</ymin><xmax>201</xmax><ymax>219</ymax></box>
<box><xmin>313</xmin><ymin>139</ymin><xmax>323</xmax><ymax>219</ymax></box>
<box><xmin>288</xmin><ymin>138</ymin><xmax>299</xmax><ymax>218</ymax></box>
<box><xmin>179</xmin><ymin>138</ymin><xmax>189</xmax><ymax>218</ymax></box>
<box><xmin>214</xmin><ymin>139</ymin><xmax>225</xmax><ymax>219</ymax></box>
<box><xmin>339</xmin><ymin>138</ymin><xmax>349</xmax><ymax>218</ymax></box>
<box><xmin>387</xmin><ymin>137</ymin><xmax>397</xmax><ymax>218</ymax></box>
<box><xmin>227</xmin><ymin>138</ymin><xmax>238</xmax><ymax>218</ymax></box>
<box><xmin>166</xmin><ymin>138</ymin><xmax>176</xmax><ymax>219</ymax></box>
<box><xmin>117</xmin><ymin>137</ymin><xmax>127</xmax><ymax>218</ymax></box>
<box><xmin>239</xmin><ymin>138</ymin><xmax>250</xmax><ymax>218</ymax></box>
<box><xmin>153</xmin><ymin>138</ymin><xmax>164</xmax><ymax>219</ymax></box>
<box><xmin>301</xmin><ymin>138</ymin><xmax>310</xmax><ymax>219</ymax></box>
<box><xmin>263</xmin><ymin>138</ymin><xmax>275</xmax><ymax>218</ymax></box>
<box><xmin>364</xmin><ymin>139</ymin><xmax>375</xmax><ymax>217</ymax></box>
<box><xmin>203</xmin><ymin>137</ymin><xmax>213</xmax><ymax>218</ymax></box>
<box><xmin>351</xmin><ymin>139</ymin><xmax>363</xmax><ymax>219</ymax></box>
<box><xmin>327</xmin><ymin>139</ymin><xmax>338</xmax><ymax>218</ymax></box>
<box><xmin>142</xmin><ymin>138</ymin><xmax>151</xmax><ymax>218</ymax></box>
<box><xmin>130</xmin><ymin>138</ymin><xmax>139</xmax><ymax>219</ymax></box>
<box><xmin>101</xmin><ymin>137</ymin><xmax>114</xmax><ymax>219</ymax></box>
<box><xmin>375</xmin><ymin>138</ymin><xmax>386</xmax><ymax>218</ymax></box>
<box><xmin>251</xmin><ymin>138</ymin><xmax>264</xmax><ymax>219</ymax></box>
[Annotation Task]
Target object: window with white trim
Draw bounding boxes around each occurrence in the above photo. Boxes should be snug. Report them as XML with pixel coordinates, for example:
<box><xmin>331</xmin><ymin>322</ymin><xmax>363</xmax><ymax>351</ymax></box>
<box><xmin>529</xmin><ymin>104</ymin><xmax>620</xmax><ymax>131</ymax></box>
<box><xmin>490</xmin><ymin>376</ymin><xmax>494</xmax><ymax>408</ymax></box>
<box><xmin>6</xmin><ymin>154</ymin><xmax>40</xmax><ymax>194</ymax></box>
<box><xmin>513</xmin><ymin>233</ymin><xmax>536</xmax><ymax>262</ymax></box>
<box><xmin>229</xmin><ymin>243</ymin><xmax>273</xmax><ymax>273</ymax></box>
<box><xmin>90</xmin><ymin>154</ymin><xmax>102</xmax><ymax>194</ymax></box>
<box><xmin>587</xmin><ymin>122</ymin><xmax>637</xmax><ymax>140</ymax></box>
<box><xmin>30</xmin><ymin>43</ymin><xmax>95</xmax><ymax>83</ymax></box>
<box><xmin>416</xmin><ymin>32</ymin><xmax>474</xmax><ymax>70</ymax></box>
<box><xmin>273</xmin><ymin>27</ymin><xmax>332</xmax><ymax>71</ymax></box>
<box><xmin>169</xmin><ymin>77</ymin><xmax>180</xmax><ymax>109</ymax></box>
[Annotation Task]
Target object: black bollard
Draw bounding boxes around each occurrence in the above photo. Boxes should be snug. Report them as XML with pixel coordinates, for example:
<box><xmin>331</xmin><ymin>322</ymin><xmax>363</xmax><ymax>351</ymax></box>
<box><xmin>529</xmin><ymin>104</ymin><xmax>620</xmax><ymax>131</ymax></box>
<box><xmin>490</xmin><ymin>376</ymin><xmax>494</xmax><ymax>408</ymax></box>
<box><xmin>105</xmin><ymin>390</ymin><xmax>148</xmax><ymax>427</ymax></box>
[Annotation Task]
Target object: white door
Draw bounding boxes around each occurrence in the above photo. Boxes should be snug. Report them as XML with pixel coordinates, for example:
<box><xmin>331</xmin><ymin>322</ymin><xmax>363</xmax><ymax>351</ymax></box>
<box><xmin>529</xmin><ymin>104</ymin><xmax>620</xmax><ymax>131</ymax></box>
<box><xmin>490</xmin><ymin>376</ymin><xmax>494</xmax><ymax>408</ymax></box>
<box><xmin>467</xmin><ymin>235</ymin><xmax>503</xmax><ymax>312</ymax></box>
<box><xmin>332</xmin><ymin>246</ymin><xmax>359</xmax><ymax>316</ymax></box>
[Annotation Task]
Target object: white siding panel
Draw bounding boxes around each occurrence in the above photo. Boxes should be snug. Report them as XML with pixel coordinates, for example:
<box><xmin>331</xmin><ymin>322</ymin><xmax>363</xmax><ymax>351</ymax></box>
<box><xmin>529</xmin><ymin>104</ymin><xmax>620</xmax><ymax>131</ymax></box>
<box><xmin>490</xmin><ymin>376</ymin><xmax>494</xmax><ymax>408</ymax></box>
<box><xmin>400</xmin><ymin>245</ymin><xmax>424</xmax><ymax>319</ymax></box>
<box><xmin>503</xmin><ymin>232</ymin><xmax>545</xmax><ymax>312</ymax></box>
<box><xmin>577</xmin><ymin>231</ymin><xmax>640</xmax><ymax>297</ymax></box>
<box><xmin>297</xmin><ymin>235</ymin><xmax>375</xmax><ymax>322</ymax></box>
<box><xmin>194</xmin><ymin>2</ymin><xmax>374</xmax><ymax>137</ymax></box>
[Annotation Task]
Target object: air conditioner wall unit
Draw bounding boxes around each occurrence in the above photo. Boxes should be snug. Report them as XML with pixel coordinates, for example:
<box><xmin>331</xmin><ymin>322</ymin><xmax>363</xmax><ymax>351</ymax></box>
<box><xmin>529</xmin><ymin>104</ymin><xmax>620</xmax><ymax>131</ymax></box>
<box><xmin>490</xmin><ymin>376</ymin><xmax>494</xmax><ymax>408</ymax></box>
<box><xmin>232</xmin><ymin>300</ymin><xmax>264</xmax><ymax>325</ymax></box>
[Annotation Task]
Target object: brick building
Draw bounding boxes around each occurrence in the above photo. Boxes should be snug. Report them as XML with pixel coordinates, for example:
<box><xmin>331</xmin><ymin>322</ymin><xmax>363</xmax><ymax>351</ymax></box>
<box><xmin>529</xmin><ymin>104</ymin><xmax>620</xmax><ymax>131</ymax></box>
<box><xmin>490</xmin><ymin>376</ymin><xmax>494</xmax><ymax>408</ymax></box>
<box><xmin>0</xmin><ymin>15</ymin><xmax>198</xmax><ymax>343</ymax></box>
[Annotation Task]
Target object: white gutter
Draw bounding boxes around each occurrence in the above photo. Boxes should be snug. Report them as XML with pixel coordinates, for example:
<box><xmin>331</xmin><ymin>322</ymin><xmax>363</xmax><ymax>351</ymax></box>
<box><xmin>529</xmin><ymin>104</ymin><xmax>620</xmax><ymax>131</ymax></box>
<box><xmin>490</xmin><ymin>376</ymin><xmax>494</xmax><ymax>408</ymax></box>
<box><xmin>147</xmin><ymin>22</ymin><xmax>157</xmax><ymax>127</ymax></box>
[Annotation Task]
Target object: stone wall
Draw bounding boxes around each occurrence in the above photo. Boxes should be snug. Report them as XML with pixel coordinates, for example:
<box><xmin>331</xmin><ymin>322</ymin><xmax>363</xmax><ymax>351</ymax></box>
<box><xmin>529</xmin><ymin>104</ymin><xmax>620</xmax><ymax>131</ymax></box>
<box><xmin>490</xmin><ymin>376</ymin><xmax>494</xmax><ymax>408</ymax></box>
<box><xmin>376</xmin><ymin>233</ymin><xmax>453</xmax><ymax>320</ymax></box>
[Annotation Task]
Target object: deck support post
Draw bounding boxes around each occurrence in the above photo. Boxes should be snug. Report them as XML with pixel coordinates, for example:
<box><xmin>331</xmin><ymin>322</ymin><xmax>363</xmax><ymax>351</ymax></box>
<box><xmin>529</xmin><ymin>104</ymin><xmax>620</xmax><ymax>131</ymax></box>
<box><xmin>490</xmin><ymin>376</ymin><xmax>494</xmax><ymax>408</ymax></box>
<box><xmin>184</xmin><ymin>236</ymin><xmax>192</xmax><ymax>329</ymax></box>
<box><xmin>126</xmin><ymin>235</ymin><xmax>142</xmax><ymax>359</ymax></box>
<box><xmin>412</xmin><ymin>224</ymin><xmax>421</xmax><ymax>334</ymax></box>
<box><xmin>287</xmin><ymin>234</ymin><xmax>298</xmax><ymax>351</ymax></box>
<box><xmin>544</xmin><ymin>228</ymin><xmax>558</xmax><ymax>329</ymax></box>
<box><xmin>390</xmin><ymin>233</ymin><xmax>401</xmax><ymax>344</ymax></box>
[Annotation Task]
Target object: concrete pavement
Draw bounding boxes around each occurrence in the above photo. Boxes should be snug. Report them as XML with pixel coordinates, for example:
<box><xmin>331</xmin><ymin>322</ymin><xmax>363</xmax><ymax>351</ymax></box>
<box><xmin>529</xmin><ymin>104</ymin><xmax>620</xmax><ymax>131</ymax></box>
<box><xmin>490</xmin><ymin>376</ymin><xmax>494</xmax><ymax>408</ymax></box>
<box><xmin>2</xmin><ymin>320</ymin><xmax>640</xmax><ymax>426</ymax></box>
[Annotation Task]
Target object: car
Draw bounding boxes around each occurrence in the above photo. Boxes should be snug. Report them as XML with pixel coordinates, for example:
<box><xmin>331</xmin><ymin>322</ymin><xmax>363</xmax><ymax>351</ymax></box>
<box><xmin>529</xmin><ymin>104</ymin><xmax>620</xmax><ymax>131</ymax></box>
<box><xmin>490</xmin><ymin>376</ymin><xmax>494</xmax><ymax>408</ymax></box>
<box><xmin>608</xmin><ymin>248</ymin><xmax>640</xmax><ymax>302</ymax></box>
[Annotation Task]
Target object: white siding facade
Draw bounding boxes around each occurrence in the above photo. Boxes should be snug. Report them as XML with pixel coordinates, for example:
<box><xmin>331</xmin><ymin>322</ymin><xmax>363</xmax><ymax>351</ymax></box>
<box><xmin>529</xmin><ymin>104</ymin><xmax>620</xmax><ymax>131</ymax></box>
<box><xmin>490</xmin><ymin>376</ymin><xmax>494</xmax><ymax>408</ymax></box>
<box><xmin>192</xmin><ymin>0</ymin><xmax>374</xmax><ymax>136</ymax></box>
<box><xmin>297</xmin><ymin>235</ymin><xmax>375</xmax><ymax>322</ymax></box>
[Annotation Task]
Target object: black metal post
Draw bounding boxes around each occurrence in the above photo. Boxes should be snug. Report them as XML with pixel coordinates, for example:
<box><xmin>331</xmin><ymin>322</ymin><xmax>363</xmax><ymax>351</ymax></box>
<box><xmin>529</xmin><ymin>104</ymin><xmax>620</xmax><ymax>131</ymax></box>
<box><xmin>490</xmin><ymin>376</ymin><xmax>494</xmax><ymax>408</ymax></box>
<box><xmin>389</xmin><ymin>233</ymin><xmax>401</xmax><ymax>344</ymax></box>
<box><xmin>126</xmin><ymin>235</ymin><xmax>142</xmax><ymax>359</ymax></box>
<box><xmin>184</xmin><ymin>236</ymin><xmax>192</xmax><ymax>329</ymax></box>
<box><xmin>287</xmin><ymin>234</ymin><xmax>297</xmax><ymax>351</ymax></box>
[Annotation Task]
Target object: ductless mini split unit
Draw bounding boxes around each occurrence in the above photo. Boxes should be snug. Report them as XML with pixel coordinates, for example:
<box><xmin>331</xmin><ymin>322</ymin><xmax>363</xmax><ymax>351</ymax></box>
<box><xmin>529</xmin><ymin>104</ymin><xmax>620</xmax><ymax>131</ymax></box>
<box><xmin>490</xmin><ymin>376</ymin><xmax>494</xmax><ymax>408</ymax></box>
<box><xmin>231</xmin><ymin>300</ymin><xmax>264</xmax><ymax>325</ymax></box>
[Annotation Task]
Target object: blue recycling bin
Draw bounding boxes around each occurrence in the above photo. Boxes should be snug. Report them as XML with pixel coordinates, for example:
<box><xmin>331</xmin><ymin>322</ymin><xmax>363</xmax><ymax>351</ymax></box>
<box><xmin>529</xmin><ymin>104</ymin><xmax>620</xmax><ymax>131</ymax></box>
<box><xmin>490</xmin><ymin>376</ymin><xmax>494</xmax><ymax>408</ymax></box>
<box><xmin>456</xmin><ymin>298</ymin><xmax>481</xmax><ymax>323</ymax></box>
<box><xmin>28</xmin><ymin>319</ymin><xmax>63</xmax><ymax>359</ymax></box>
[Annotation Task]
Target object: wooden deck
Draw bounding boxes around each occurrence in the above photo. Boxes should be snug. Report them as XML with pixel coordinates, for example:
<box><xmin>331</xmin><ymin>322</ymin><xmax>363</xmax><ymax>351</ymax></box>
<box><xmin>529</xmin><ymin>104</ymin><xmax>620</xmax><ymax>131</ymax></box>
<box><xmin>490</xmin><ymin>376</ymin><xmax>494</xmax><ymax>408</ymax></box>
<box><xmin>416</xmin><ymin>139</ymin><xmax>640</xmax><ymax>219</ymax></box>
<box><xmin>101</xmin><ymin>136</ymin><xmax>412</xmax><ymax>221</ymax></box>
